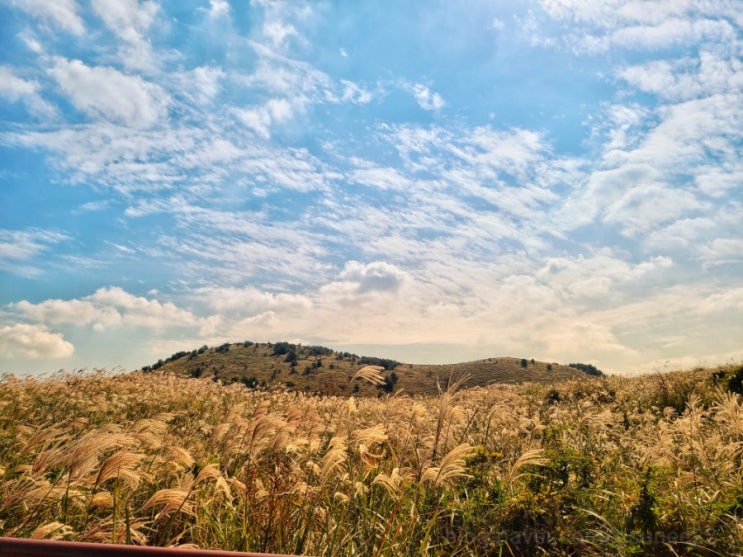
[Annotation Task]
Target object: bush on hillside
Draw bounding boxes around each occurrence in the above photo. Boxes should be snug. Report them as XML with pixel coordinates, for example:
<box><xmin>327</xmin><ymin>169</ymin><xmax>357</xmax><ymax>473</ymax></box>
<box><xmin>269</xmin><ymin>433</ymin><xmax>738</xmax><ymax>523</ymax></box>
<box><xmin>727</xmin><ymin>365</ymin><xmax>743</xmax><ymax>395</ymax></box>
<box><xmin>569</xmin><ymin>362</ymin><xmax>603</xmax><ymax>376</ymax></box>
<box><xmin>272</xmin><ymin>341</ymin><xmax>295</xmax><ymax>356</ymax></box>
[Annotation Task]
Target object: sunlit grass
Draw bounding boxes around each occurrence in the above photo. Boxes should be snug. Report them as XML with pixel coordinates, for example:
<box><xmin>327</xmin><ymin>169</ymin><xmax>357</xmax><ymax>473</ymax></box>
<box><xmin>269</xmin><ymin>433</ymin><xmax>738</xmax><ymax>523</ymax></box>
<box><xmin>1</xmin><ymin>364</ymin><xmax>742</xmax><ymax>555</ymax></box>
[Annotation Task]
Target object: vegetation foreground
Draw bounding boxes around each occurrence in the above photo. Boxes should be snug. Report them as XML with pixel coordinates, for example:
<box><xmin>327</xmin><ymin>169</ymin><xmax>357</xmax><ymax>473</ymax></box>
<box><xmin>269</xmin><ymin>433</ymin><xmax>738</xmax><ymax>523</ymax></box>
<box><xmin>1</xmin><ymin>365</ymin><xmax>743</xmax><ymax>556</ymax></box>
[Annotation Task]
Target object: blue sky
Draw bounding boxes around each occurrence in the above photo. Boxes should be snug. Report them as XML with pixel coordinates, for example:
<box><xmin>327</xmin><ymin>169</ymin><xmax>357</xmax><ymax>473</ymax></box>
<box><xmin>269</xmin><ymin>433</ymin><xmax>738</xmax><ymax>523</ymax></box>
<box><xmin>1</xmin><ymin>0</ymin><xmax>742</xmax><ymax>375</ymax></box>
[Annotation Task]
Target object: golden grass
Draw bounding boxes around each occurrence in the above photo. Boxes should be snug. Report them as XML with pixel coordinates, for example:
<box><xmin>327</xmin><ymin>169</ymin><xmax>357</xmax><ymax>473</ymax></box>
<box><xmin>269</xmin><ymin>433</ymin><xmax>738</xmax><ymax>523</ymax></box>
<box><xmin>0</xmin><ymin>365</ymin><xmax>742</xmax><ymax>555</ymax></box>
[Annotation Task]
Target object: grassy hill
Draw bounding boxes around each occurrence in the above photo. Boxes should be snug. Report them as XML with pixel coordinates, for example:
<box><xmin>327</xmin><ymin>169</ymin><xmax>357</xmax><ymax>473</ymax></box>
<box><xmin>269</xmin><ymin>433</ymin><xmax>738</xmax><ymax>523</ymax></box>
<box><xmin>140</xmin><ymin>341</ymin><xmax>596</xmax><ymax>396</ymax></box>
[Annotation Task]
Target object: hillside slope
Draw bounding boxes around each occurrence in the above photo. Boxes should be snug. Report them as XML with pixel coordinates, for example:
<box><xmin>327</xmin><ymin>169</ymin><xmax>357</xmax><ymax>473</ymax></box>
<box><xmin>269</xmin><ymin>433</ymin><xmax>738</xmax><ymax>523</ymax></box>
<box><xmin>141</xmin><ymin>341</ymin><xmax>595</xmax><ymax>396</ymax></box>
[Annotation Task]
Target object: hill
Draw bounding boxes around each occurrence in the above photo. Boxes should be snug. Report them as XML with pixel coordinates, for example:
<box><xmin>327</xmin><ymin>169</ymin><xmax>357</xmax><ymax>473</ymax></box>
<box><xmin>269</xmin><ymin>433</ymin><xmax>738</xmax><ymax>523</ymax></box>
<box><xmin>140</xmin><ymin>341</ymin><xmax>596</xmax><ymax>396</ymax></box>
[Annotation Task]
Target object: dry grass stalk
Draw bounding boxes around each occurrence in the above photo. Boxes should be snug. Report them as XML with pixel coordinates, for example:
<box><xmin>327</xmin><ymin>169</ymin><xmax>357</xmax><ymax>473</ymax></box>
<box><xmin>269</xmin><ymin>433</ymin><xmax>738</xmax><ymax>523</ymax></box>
<box><xmin>95</xmin><ymin>451</ymin><xmax>144</xmax><ymax>489</ymax></box>
<box><xmin>372</xmin><ymin>467</ymin><xmax>412</xmax><ymax>499</ymax></box>
<box><xmin>320</xmin><ymin>436</ymin><xmax>348</xmax><ymax>482</ymax></box>
<box><xmin>90</xmin><ymin>491</ymin><xmax>114</xmax><ymax>509</ymax></box>
<box><xmin>421</xmin><ymin>443</ymin><xmax>474</xmax><ymax>488</ymax></box>
<box><xmin>143</xmin><ymin>488</ymin><xmax>195</xmax><ymax>518</ymax></box>
<box><xmin>352</xmin><ymin>365</ymin><xmax>386</xmax><ymax>386</ymax></box>
<box><xmin>30</xmin><ymin>521</ymin><xmax>74</xmax><ymax>540</ymax></box>
<box><xmin>507</xmin><ymin>448</ymin><xmax>548</xmax><ymax>486</ymax></box>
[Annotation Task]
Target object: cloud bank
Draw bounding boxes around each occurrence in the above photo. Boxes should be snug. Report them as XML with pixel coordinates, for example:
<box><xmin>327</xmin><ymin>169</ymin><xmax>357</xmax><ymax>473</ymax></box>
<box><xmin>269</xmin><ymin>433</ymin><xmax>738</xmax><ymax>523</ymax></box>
<box><xmin>0</xmin><ymin>0</ymin><xmax>740</xmax><ymax>374</ymax></box>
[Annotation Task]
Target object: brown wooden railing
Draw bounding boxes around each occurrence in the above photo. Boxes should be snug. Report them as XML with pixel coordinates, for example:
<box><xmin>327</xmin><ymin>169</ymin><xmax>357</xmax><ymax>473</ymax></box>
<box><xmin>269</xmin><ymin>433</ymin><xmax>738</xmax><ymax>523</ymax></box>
<box><xmin>0</xmin><ymin>537</ymin><xmax>300</xmax><ymax>557</ymax></box>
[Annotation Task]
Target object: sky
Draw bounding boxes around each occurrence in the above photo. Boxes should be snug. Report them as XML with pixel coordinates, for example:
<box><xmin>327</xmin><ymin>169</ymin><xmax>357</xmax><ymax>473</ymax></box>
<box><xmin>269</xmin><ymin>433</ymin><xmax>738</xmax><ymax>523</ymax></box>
<box><xmin>0</xmin><ymin>0</ymin><xmax>742</xmax><ymax>376</ymax></box>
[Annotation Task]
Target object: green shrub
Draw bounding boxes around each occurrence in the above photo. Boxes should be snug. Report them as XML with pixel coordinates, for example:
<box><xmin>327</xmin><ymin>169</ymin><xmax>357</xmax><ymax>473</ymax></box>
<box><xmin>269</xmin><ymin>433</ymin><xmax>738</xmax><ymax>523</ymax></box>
<box><xmin>727</xmin><ymin>365</ymin><xmax>743</xmax><ymax>396</ymax></box>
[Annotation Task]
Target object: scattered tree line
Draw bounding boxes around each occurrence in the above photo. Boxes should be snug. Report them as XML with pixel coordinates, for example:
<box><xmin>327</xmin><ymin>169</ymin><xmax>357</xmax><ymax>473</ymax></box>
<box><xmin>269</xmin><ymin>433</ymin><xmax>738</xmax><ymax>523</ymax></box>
<box><xmin>359</xmin><ymin>356</ymin><xmax>400</xmax><ymax>371</ymax></box>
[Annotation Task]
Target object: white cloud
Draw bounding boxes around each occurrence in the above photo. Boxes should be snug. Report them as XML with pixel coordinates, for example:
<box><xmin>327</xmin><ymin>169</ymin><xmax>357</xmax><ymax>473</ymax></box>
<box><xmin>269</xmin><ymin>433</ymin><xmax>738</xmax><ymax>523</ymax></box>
<box><xmin>536</xmin><ymin>250</ymin><xmax>673</xmax><ymax>304</ymax></box>
<box><xmin>540</xmin><ymin>0</ymin><xmax>738</xmax><ymax>53</ymax></box>
<box><xmin>643</xmin><ymin>216</ymin><xmax>716</xmax><ymax>252</ymax></box>
<box><xmin>695</xmin><ymin>164</ymin><xmax>743</xmax><ymax>198</ymax></box>
<box><xmin>188</xmin><ymin>250</ymin><xmax>736</xmax><ymax>372</ymax></box>
<box><xmin>340</xmin><ymin>80</ymin><xmax>373</xmax><ymax>104</ymax></box>
<box><xmin>5</xmin><ymin>125</ymin><xmax>178</xmax><ymax>192</ymax></box>
<box><xmin>600</xmin><ymin>103</ymin><xmax>650</xmax><ymax>152</ymax></box>
<box><xmin>48</xmin><ymin>58</ymin><xmax>169</xmax><ymax>128</ymax></box>
<box><xmin>3</xmin><ymin>112</ymin><xmax>338</xmax><ymax>197</ymax></box>
<box><xmin>234</xmin><ymin>98</ymin><xmax>294</xmax><ymax>138</ymax></box>
<box><xmin>537</xmin><ymin>0</ymin><xmax>742</xmax><ymax>255</ymax></box>
<box><xmin>11</xmin><ymin>287</ymin><xmax>198</xmax><ymax>331</ymax></box>
<box><xmin>0</xmin><ymin>66</ymin><xmax>57</xmax><ymax>118</ymax></box>
<box><xmin>196</xmin><ymin>261</ymin><xmax>423</xmax><ymax>347</ymax></box>
<box><xmin>0</xmin><ymin>230</ymin><xmax>62</xmax><ymax>261</ymax></box>
<box><xmin>19</xmin><ymin>31</ymin><xmax>44</xmax><ymax>53</ymax></box>
<box><xmin>200</xmin><ymin>286</ymin><xmax>312</xmax><ymax>315</ymax></box>
<box><xmin>263</xmin><ymin>21</ymin><xmax>299</xmax><ymax>48</ymax></box>
<box><xmin>323</xmin><ymin>261</ymin><xmax>408</xmax><ymax>297</ymax></box>
<box><xmin>251</xmin><ymin>0</ymin><xmax>313</xmax><ymax>50</ymax></box>
<box><xmin>532</xmin><ymin>321</ymin><xmax>636</xmax><ymax>361</ymax></box>
<box><xmin>178</xmin><ymin>66</ymin><xmax>224</xmax><ymax>105</ymax></box>
<box><xmin>558</xmin><ymin>88</ymin><xmax>741</xmax><ymax>239</ymax></box>
<box><xmin>77</xmin><ymin>200</ymin><xmax>111</xmax><ymax>213</ymax></box>
<box><xmin>608</xmin><ymin>18</ymin><xmax>702</xmax><ymax>51</ymax></box>
<box><xmin>89</xmin><ymin>0</ymin><xmax>160</xmax><ymax>71</ymax></box>
<box><xmin>187</xmin><ymin>287</ymin><xmax>314</xmax><ymax>342</ymax></box>
<box><xmin>412</xmin><ymin>83</ymin><xmax>446</xmax><ymax>111</ymax></box>
<box><xmin>590</xmin><ymin>284</ymin><xmax>743</xmax><ymax>369</ymax></box>
<box><xmin>637</xmin><ymin>94</ymin><xmax>741</xmax><ymax>162</ymax></box>
<box><xmin>699</xmin><ymin>238</ymin><xmax>743</xmax><ymax>267</ymax></box>
<box><xmin>604</xmin><ymin>184</ymin><xmax>706</xmax><ymax>238</ymax></box>
<box><xmin>349</xmin><ymin>165</ymin><xmax>411</xmax><ymax>191</ymax></box>
<box><xmin>12</xmin><ymin>0</ymin><xmax>85</xmax><ymax>35</ymax></box>
<box><xmin>0</xmin><ymin>66</ymin><xmax>37</xmax><ymax>99</ymax></box>
<box><xmin>239</xmin><ymin>54</ymin><xmax>308</xmax><ymax>96</ymax></box>
<box><xmin>390</xmin><ymin>124</ymin><xmax>548</xmax><ymax>179</ymax></box>
<box><xmin>618</xmin><ymin>52</ymin><xmax>743</xmax><ymax>102</ymax></box>
<box><xmin>240</xmin><ymin>42</ymin><xmax>374</xmax><ymax>110</ymax></box>
<box><xmin>13</xmin><ymin>298</ymin><xmax>119</xmax><ymax>330</ymax></box>
<box><xmin>208</xmin><ymin>0</ymin><xmax>230</xmax><ymax>19</ymax></box>
<box><xmin>0</xmin><ymin>229</ymin><xmax>68</xmax><ymax>277</ymax></box>
<box><xmin>0</xmin><ymin>323</ymin><xmax>75</xmax><ymax>359</ymax></box>
<box><xmin>341</xmin><ymin>261</ymin><xmax>407</xmax><ymax>294</ymax></box>
<box><xmin>90</xmin><ymin>0</ymin><xmax>158</xmax><ymax>37</ymax></box>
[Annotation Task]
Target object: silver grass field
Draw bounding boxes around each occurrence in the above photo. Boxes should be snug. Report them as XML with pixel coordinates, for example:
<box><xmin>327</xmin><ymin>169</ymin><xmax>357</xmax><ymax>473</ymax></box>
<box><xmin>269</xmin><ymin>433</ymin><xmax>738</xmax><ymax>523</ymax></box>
<box><xmin>1</xmin><ymin>365</ymin><xmax>742</xmax><ymax>556</ymax></box>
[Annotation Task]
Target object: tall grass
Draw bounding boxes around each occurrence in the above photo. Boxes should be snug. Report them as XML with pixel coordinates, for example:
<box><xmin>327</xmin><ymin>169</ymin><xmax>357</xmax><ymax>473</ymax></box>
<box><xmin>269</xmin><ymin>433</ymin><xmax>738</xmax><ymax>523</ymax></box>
<box><xmin>1</xmin><ymin>365</ymin><xmax>742</xmax><ymax>555</ymax></box>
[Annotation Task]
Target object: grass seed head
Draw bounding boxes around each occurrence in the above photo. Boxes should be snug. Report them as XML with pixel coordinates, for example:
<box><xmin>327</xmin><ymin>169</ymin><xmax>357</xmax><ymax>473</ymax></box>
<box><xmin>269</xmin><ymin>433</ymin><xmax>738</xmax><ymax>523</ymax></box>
<box><xmin>352</xmin><ymin>366</ymin><xmax>386</xmax><ymax>387</ymax></box>
<box><xmin>143</xmin><ymin>488</ymin><xmax>195</xmax><ymax>518</ymax></box>
<box><xmin>422</xmin><ymin>443</ymin><xmax>474</xmax><ymax>488</ymax></box>
<box><xmin>31</xmin><ymin>521</ymin><xmax>74</xmax><ymax>540</ymax></box>
<box><xmin>95</xmin><ymin>451</ymin><xmax>144</xmax><ymax>489</ymax></box>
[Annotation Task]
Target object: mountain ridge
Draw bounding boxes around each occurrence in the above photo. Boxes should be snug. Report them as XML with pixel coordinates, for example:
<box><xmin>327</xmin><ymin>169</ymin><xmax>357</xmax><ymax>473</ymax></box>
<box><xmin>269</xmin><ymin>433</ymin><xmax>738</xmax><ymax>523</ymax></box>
<box><xmin>141</xmin><ymin>341</ymin><xmax>602</xmax><ymax>396</ymax></box>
